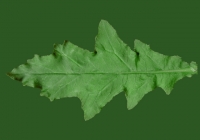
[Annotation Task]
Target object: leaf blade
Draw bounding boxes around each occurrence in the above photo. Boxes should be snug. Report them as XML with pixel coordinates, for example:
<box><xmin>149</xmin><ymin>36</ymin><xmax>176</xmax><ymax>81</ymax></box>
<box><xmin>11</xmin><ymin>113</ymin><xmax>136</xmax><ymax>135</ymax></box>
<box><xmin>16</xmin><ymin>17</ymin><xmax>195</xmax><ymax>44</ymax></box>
<box><xmin>7</xmin><ymin>20</ymin><xmax>198</xmax><ymax>121</ymax></box>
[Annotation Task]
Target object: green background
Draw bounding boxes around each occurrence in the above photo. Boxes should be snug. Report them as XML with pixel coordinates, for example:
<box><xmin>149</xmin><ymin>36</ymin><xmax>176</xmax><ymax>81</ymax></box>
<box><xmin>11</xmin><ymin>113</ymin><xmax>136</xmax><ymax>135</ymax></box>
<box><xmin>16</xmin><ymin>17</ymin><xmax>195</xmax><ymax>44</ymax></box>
<box><xmin>0</xmin><ymin>0</ymin><xmax>199</xmax><ymax>139</ymax></box>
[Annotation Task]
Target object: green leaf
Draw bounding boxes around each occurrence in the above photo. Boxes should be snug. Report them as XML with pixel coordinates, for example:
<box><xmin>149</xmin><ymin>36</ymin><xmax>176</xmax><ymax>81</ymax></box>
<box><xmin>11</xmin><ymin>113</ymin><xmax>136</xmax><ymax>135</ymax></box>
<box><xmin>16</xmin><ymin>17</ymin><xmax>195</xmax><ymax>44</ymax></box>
<box><xmin>7</xmin><ymin>20</ymin><xmax>198</xmax><ymax>121</ymax></box>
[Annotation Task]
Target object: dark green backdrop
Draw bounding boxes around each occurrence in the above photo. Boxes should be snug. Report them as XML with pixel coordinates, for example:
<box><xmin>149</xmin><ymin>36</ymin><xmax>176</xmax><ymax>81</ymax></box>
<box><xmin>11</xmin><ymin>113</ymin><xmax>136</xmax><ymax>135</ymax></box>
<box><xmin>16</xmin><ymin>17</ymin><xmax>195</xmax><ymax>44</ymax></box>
<box><xmin>1</xmin><ymin>0</ymin><xmax>199</xmax><ymax>139</ymax></box>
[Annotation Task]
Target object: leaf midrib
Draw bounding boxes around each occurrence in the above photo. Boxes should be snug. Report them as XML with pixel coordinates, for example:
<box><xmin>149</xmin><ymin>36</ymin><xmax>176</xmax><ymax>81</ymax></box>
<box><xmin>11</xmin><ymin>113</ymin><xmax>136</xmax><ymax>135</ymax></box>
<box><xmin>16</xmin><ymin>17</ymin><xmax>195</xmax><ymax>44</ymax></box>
<box><xmin>13</xmin><ymin>68</ymin><xmax>195</xmax><ymax>75</ymax></box>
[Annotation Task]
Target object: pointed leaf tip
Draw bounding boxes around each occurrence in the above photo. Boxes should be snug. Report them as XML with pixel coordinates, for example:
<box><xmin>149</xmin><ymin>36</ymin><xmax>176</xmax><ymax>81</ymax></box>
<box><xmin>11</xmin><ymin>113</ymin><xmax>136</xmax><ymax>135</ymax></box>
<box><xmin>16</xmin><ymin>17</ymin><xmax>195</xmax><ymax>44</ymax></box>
<box><xmin>99</xmin><ymin>19</ymin><xmax>109</xmax><ymax>24</ymax></box>
<box><xmin>6</xmin><ymin>72</ymin><xmax>16</xmax><ymax>80</ymax></box>
<box><xmin>134</xmin><ymin>39</ymin><xmax>150</xmax><ymax>52</ymax></box>
<box><xmin>98</xmin><ymin>20</ymin><xmax>111</xmax><ymax>29</ymax></box>
<box><xmin>190</xmin><ymin>61</ymin><xmax>198</xmax><ymax>74</ymax></box>
<box><xmin>134</xmin><ymin>39</ymin><xmax>145</xmax><ymax>47</ymax></box>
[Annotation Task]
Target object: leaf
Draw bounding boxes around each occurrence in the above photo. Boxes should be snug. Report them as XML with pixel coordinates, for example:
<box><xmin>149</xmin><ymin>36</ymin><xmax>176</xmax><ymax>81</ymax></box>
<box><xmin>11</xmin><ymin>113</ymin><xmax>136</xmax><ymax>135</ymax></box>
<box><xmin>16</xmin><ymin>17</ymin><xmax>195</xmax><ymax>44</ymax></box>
<box><xmin>7</xmin><ymin>20</ymin><xmax>198</xmax><ymax>121</ymax></box>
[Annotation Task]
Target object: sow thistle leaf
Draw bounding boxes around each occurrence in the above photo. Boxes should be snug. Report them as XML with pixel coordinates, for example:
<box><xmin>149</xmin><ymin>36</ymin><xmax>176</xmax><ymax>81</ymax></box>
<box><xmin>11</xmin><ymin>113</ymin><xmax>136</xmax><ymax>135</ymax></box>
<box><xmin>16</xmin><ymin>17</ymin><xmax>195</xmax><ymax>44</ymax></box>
<box><xmin>7</xmin><ymin>20</ymin><xmax>198</xmax><ymax>121</ymax></box>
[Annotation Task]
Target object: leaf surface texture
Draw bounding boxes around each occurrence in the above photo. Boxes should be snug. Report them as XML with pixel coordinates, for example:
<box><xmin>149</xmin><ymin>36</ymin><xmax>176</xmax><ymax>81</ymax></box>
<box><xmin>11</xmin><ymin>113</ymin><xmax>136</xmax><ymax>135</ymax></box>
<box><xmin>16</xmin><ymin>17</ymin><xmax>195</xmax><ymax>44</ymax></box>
<box><xmin>7</xmin><ymin>20</ymin><xmax>198</xmax><ymax>120</ymax></box>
